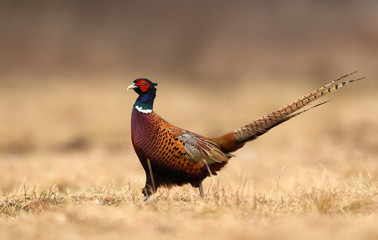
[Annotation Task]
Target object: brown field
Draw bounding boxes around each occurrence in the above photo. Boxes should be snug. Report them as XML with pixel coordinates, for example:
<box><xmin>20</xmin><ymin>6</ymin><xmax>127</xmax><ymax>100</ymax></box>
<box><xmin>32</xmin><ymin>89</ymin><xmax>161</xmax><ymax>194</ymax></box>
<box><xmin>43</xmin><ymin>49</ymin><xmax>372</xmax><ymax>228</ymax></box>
<box><xmin>0</xmin><ymin>75</ymin><xmax>377</xmax><ymax>240</ymax></box>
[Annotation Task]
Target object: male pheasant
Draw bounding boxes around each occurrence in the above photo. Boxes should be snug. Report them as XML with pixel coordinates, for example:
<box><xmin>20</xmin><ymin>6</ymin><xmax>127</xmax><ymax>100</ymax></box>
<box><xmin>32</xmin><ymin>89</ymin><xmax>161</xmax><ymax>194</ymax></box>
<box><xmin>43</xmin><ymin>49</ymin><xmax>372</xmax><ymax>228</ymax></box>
<box><xmin>128</xmin><ymin>72</ymin><xmax>363</xmax><ymax>201</ymax></box>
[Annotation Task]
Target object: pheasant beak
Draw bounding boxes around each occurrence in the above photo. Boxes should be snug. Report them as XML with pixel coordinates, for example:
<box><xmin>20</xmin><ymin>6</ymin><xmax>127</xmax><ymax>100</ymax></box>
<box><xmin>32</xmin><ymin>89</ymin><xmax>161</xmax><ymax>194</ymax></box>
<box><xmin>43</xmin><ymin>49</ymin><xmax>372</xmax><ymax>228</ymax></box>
<box><xmin>127</xmin><ymin>83</ymin><xmax>138</xmax><ymax>91</ymax></box>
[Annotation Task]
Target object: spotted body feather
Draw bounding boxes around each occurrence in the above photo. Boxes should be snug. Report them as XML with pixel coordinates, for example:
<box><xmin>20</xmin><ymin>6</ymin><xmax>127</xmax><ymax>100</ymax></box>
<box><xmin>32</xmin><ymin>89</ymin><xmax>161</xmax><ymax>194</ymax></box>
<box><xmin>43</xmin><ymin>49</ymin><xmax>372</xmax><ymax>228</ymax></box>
<box><xmin>131</xmin><ymin>109</ymin><xmax>227</xmax><ymax>197</ymax></box>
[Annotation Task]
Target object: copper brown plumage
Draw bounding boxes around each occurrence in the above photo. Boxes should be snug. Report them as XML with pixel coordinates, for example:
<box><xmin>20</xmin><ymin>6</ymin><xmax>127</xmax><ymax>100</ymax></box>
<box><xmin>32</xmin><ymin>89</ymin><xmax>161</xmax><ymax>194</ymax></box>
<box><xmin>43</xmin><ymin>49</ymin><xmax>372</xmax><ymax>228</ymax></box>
<box><xmin>128</xmin><ymin>73</ymin><xmax>364</xmax><ymax>201</ymax></box>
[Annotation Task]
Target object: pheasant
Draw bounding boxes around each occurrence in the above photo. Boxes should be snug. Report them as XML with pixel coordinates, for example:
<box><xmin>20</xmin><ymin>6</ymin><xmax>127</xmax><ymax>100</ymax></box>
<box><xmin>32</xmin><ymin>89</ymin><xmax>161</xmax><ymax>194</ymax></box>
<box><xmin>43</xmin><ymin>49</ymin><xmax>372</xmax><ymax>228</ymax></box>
<box><xmin>127</xmin><ymin>72</ymin><xmax>363</xmax><ymax>201</ymax></box>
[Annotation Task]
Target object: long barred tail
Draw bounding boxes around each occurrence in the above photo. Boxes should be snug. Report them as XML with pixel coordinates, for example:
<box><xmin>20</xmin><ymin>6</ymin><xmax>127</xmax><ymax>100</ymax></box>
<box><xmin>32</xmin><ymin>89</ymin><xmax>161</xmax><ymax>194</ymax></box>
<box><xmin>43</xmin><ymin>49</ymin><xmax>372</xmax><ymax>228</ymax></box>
<box><xmin>232</xmin><ymin>71</ymin><xmax>364</xmax><ymax>143</ymax></box>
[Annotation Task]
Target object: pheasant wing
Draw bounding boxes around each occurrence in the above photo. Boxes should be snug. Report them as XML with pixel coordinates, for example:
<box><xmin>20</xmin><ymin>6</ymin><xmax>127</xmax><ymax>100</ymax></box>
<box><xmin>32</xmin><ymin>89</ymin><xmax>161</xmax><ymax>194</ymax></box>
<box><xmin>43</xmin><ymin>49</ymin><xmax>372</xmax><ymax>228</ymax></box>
<box><xmin>179</xmin><ymin>130</ymin><xmax>232</xmax><ymax>164</ymax></box>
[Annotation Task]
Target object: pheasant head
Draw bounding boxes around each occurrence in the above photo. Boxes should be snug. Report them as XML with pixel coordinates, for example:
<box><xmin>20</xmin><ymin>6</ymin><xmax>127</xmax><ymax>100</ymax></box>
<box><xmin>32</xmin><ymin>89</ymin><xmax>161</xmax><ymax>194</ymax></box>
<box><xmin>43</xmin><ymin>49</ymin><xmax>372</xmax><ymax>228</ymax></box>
<box><xmin>128</xmin><ymin>78</ymin><xmax>158</xmax><ymax>113</ymax></box>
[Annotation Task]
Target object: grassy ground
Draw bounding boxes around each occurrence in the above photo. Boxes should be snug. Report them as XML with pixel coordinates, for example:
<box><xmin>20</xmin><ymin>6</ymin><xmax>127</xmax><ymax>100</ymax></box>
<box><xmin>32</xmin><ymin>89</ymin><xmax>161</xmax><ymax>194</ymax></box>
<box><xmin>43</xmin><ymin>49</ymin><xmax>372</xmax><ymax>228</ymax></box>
<box><xmin>0</xmin><ymin>76</ymin><xmax>377</xmax><ymax>239</ymax></box>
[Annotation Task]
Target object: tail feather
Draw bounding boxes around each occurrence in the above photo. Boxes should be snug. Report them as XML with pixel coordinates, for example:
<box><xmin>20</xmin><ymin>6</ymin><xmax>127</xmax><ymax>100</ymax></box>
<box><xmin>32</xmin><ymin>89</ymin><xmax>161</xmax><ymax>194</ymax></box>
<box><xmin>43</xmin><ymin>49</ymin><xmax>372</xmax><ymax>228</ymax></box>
<box><xmin>213</xmin><ymin>72</ymin><xmax>364</xmax><ymax>153</ymax></box>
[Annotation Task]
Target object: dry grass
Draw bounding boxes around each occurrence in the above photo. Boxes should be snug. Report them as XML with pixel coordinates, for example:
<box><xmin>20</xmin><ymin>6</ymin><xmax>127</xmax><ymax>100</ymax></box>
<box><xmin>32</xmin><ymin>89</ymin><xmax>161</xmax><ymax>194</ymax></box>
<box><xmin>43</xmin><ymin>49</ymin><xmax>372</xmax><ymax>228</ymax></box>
<box><xmin>0</xmin><ymin>76</ymin><xmax>377</xmax><ymax>240</ymax></box>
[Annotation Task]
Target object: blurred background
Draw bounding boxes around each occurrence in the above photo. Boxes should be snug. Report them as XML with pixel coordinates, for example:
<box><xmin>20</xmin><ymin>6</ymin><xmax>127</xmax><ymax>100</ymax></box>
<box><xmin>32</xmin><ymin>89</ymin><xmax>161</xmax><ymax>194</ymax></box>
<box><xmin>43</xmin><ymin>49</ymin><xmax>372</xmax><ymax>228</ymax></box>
<box><xmin>1</xmin><ymin>0</ymin><xmax>378</xmax><ymax>81</ymax></box>
<box><xmin>0</xmin><ymin>0</ymin><xmax>377</xmax><ymax>191</ymax></box>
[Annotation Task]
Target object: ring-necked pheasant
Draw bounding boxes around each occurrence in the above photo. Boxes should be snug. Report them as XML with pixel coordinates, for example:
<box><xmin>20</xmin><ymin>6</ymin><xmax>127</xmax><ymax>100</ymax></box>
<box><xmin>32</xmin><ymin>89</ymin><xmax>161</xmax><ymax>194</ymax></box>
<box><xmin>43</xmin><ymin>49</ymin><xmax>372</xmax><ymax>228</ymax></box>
<box><xmin>127</xmin><ymin>72</ymin><xmax>363</xmax><ymax>201</ymax></box>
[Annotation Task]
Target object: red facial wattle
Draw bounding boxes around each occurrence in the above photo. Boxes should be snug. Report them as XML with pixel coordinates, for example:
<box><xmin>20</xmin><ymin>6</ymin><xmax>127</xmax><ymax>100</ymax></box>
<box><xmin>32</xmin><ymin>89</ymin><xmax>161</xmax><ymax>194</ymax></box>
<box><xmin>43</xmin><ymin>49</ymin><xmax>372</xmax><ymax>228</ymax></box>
<box><xmin>136</xmin><ymin>79</ymin><xmax>150</xmax><ymax>92</ymax></box>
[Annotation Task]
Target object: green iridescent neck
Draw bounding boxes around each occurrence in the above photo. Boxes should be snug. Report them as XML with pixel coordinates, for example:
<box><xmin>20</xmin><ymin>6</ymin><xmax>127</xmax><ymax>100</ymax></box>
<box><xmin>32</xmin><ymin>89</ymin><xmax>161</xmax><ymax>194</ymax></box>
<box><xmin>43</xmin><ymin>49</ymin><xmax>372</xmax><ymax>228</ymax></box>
<box><xmin>134</xmin><ymin>93</ymin><xmax>155</xmax><ymax>113</ymax></box>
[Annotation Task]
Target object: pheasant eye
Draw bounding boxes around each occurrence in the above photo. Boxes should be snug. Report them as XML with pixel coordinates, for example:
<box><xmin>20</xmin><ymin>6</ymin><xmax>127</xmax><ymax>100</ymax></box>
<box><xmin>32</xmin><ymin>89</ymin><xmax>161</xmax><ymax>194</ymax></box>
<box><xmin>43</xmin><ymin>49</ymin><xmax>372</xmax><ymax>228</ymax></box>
<box><xmin>137</xmin><ymin>79</ymin><xmax>150</xmax><ymax>92</ymax></box>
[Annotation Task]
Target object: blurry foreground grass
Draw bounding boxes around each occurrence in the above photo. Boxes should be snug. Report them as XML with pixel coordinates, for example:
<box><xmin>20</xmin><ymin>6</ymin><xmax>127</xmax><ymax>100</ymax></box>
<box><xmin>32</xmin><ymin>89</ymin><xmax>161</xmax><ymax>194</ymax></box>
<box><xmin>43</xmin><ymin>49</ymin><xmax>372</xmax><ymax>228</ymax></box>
<box><xmin>0</xmin><ymin>172</ymin><xmax>376</xmax><ymax>240</ymax></box>
<box><xmin>1</xmin><ymin>171</ymin><xmax>376</xmax><ymax>217</ymax></box>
